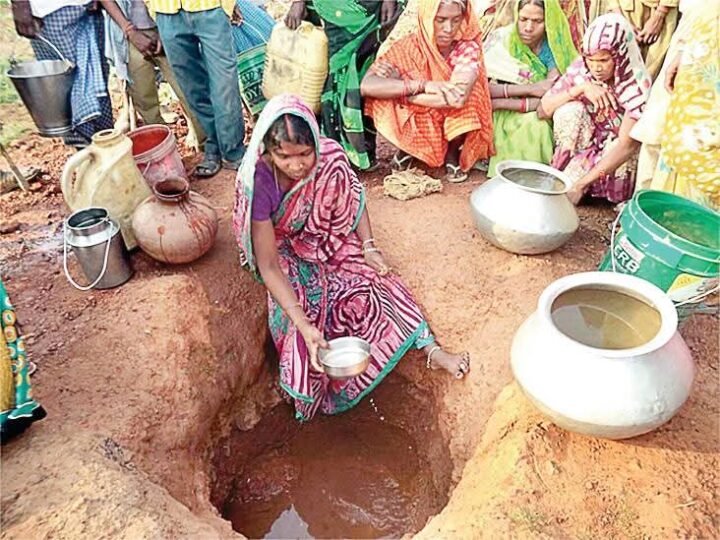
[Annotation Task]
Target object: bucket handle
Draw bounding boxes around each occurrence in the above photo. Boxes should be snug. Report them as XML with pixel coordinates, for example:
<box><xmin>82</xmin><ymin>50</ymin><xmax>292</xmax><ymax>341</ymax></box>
<box><xmin>62</xmin><ymin>219</ymin><xmax>112</xmax><ymax>291</ymax></box>
<box><xmin>610</xmin><ymin>209</ymin><xmax>720</xmax><ymax>306</ymax></box>
<box><xmin>34</xmin><ymin>35</ymin><xmax>74</xmax><ymax>69</ymax></box>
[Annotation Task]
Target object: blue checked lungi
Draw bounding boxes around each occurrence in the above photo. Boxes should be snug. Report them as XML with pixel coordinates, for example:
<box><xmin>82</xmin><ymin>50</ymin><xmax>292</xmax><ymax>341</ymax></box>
<box><xmin>231</xmin><ymin>0</ymin><xmax>274</xmax><ymax>53</ymax></box>
<box><xmin>32</xmin><ymin>5</ymin><xmax>113</xmax><ymax>146</ymax></box>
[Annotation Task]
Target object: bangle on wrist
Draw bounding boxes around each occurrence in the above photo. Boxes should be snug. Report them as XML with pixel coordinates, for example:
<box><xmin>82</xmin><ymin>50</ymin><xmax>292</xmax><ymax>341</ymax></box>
<box><xmin>123</xmin><ymin>22</ymin><xmax>136</xmax><ymax>38</ymax></box>
<box><xmin>363</xmin><ymin>246</ymin><xmax>381</xmax><ymax>255</ymax></box>
<box><xmin>362</xmin><ymin>238</ymin><xmax>376</xmax><ymax>246</ymax></box>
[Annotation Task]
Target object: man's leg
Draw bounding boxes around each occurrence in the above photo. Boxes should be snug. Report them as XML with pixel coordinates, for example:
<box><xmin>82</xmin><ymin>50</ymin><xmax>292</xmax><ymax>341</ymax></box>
<box><xmin>127</xmin><ymin>35</ymin><xmax>164</xmax><ymax>125</ymax></box>
<box><xmin>155</xmin><ymin>52</ymin><xmax>207</xmax><ymax>145</ymax></box>
<box><xmin>191</xmin><ymin>8</ymin><xmax>245</xmax><ymax>164</ymax></box>
<box><xmin>155</xmin><ymin>11</ymin><xmax>219</xmax><ymax>159</ymax></box>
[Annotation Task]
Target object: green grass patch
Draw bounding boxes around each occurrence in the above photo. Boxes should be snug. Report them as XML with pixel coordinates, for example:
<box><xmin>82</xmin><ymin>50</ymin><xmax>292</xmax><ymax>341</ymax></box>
<box><xmin>0</xmin><ymin>58</ymin><xmax>20</xmax><ymax>105</ymax></box>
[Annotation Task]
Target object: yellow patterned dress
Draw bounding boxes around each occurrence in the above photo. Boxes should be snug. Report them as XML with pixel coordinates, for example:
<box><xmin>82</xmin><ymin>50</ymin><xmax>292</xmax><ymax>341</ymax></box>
<box><xmin>653</xmin><ymin>8</ymin><xmax>720</xmax><ymax>211</ymax></box>
<box><xmin>1</xmin><ymin>279</ymin><xmax>45</xmax><ymax>443</ymax></box>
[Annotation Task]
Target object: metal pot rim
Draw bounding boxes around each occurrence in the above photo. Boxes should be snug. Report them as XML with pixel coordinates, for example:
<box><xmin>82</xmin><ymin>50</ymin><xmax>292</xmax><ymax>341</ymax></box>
<box><xmin>537</xmin><ymin>271</ymin><xmax>678</xmax><ymax>357</ymax></box>
<box><xmin>496</xmin><ymin>160</ymin><xmax>572</xmax><ymax>195</ymax></box>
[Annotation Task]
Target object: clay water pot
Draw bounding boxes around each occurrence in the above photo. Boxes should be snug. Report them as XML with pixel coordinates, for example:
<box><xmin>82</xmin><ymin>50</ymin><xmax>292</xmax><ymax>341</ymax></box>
<box><xmin>132</xmin><ymin>177</ymin><xmax>218</xmax><ymax>264</ymax></box>
<box><xmin>511</xmin><ymin>272</ymin><xmax>694</xmax><ymax>440</ymax></box>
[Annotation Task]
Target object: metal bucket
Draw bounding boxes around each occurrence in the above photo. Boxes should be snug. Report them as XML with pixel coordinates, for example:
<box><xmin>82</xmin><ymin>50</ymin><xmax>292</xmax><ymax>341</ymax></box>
<box><xmin>63</xmin><ymin>208</ymin><xmax>133</xmax><ymax>290</ymax></box>
<box><xmin>7</xmin><ymin>36</ymin><xmax>75</xmax><ymax>137</ymax></box>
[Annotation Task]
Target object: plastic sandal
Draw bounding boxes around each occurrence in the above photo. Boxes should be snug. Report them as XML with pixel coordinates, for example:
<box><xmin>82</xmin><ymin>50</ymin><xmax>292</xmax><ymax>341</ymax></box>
<box><xmin>194</xmin><ymin>156</ymin><xmax>222</xmax><ymax>178</ymax></box>
<box><xmin>391</xmin><ymin>151</ymin><xmax>413</xmax><ymax>172</ymax></box>
<box><xmin>445</xmin><ymin>163</ymin><xmax>468</xmax><ymax>183</ymax></box>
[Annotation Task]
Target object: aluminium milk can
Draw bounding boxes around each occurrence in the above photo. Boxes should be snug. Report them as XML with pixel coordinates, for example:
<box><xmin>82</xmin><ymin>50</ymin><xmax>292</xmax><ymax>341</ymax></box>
<box><xmin>63</xmin><ymin>207</ymin><xmax>133</xmax><ymax>290</ymax></box>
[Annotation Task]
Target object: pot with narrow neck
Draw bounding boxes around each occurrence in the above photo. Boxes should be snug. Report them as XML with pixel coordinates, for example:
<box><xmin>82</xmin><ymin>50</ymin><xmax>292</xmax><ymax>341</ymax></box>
<box><xmin>131</xmin><ymin>177</ymin><xmax>218</xmax><ymax>264</ymax></box>
<box><xmin>511</xmin><ymin>271</ymin><xmax>695</xmax><ymax>439</ymax></box>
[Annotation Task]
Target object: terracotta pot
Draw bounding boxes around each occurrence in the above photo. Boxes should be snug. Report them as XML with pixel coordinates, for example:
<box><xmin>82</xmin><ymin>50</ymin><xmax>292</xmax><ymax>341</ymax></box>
<box><xmin>132</xmin><ymin>177</ymin><xmax>218</xmax><ymax>264</ymax></box>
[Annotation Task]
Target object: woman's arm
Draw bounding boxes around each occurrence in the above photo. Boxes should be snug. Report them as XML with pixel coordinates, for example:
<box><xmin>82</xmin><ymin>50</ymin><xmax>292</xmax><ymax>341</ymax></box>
<box><xmin>567</xmin><ymin>116</ymin><xmax>640</xmax><ymax>204</ymax></box>
<box><xmin>537</xmin><ymin>82</ymin><xmax>584</xmax><ymax>120</ymax></box>
<box><xmin>355</xmin><ymin>207</ymin><xmax>391</xmax><ymax>275</ymax></box>
<box><xmin>491</xmin><ymin>97</ymin><xmax>541</xmax><ymax>112</ymax></box>
<box><xmin>252</xmin><ymin>219</ymin><xmax>328</xmax><ymax>370</ymax></box>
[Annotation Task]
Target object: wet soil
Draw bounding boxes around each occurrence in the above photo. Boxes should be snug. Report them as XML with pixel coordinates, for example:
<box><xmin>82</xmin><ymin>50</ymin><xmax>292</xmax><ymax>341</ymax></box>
<box><xmin>213</xmin><ymin>376</ymin><xmax>451</xmax><ymax>539</ymax></box>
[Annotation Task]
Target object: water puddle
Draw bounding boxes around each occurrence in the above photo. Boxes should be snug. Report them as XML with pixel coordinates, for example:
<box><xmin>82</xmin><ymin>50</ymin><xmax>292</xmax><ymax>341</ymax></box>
<box><xmin>212</xmin><ymin>375</ymin><xmax>450</xmax><ymax>539</ymax></box>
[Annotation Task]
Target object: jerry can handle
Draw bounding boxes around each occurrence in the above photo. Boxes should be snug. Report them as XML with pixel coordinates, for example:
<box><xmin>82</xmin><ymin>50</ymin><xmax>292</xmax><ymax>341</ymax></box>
<box><xmin>60</xmin><ymin>147</ymin><xmax>95</xmax><ymax>205</ymax></box>
<box><xmin>62</xmin><ymin>219</ymin><xmax>112</xmax><ymax>291</ymax></box>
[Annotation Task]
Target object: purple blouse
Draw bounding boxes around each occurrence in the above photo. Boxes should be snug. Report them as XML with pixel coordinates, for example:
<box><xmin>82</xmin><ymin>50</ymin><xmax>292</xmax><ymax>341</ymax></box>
<box><xmin>251</xmin><ymin>159</ymin><xmax>288</xmax><ymax>221</ymax></box>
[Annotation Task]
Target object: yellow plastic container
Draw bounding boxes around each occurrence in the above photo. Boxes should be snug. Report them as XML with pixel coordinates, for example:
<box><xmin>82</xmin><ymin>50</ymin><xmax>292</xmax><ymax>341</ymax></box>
<box><xmin>61</xmin><ymin>129</ymin><xmax>151</xmax><ymax>250</ymax></box>
<box><xmin>262</xmin><ymin>21</ymin><xmax>328</xmax><ymax>113</ymax></box>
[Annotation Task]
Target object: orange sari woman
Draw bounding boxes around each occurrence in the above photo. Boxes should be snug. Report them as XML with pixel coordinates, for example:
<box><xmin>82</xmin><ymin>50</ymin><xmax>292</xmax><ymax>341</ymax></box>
<box><xmin>362</xmin><ymin>0</ymin><xmax>494</xmax><ymax>182</ymax></box>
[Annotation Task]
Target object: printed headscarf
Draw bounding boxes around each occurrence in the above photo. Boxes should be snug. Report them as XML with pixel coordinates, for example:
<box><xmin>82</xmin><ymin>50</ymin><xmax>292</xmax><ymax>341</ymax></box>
<box><xmin>580</xmin><ymin>13</ymin><xmax>651</xmax><ymax>117</ymax></box>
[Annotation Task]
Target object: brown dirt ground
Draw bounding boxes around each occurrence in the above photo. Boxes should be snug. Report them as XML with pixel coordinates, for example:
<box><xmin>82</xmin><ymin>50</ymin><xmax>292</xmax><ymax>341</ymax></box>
<box><xmin>1</xmin><ymin>0</ymin><xmax>719</xmax><ymax>536</ymax></box>
<box><xmin>1</xmin><ymin>126</ymin><xmax>718</xmax><ymax>538</ymax></box>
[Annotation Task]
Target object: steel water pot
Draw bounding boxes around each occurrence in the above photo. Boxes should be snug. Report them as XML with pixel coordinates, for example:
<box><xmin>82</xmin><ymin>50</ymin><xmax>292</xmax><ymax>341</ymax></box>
<box><xmin>511</xmin><ymin>272</ymin><xmax>694</xmax><ymax>440</ymax></box>
<box><xmin>470</xmin><ymin>160</ymin><xmax>579</xmax><ymax>255</ymax></box>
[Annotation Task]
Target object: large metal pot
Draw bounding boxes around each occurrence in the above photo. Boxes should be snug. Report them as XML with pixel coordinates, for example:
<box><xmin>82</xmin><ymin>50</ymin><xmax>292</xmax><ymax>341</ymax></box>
<box><xmin>7</xmin><ymin>36</ymin><xmax>75</xmax><ymax>137</ymax></box>
<box><xmin>470</xmin><ymin>160</ymin><xmax>579</xmax><ymax>254</ymax></box>
<box><xmin>511</xmin><ymin>272</ymin><xmax>694</xmax><ymax>439</ymax></box>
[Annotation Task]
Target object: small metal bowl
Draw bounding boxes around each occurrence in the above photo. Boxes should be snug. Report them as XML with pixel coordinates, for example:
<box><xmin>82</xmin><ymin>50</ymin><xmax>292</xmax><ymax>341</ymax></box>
<box><xmin>319</xmin><ymin>337</ymin><xmax>371</xmax><ymax>380</ymax></box>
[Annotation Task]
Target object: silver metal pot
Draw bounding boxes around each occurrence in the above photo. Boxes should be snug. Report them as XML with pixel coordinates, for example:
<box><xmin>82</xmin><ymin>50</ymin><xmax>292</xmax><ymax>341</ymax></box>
<box><xmin>319</xmin><ymin>337</ymin><xmax>371</xmax><ymax>380</ymax></box>
<box><xmin>63</xmin><ymin>207</ymin><xmax>133</xmax><ymax>290</ymax></box>
<box><xmin>511</xmin><ymin>272</ymin><xmax>694</xmax><ymax>439</ymax></box>
<box><xmin>7</xmin><ymin>36</ymin><xmax>75</xmax><ymax>137</ymax></box>
<box><xmin>470</xmin><ymin>160</ymin><xmax>579</xmax><ymax>255</ymax></box>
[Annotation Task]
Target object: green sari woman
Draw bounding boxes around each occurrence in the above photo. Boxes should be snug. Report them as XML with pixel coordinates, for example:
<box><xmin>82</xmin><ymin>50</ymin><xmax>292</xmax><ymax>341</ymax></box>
<box><xmin>1</xmin><ymin>278</ymin><xmax>45</xmax><ymax>443</ymax></box>
<box><xmin>484</xmin><ymin>0</ymin><xmax>578</xmax><ymax>176</ymax></box>
<box><xmin>286</xmin><ymin>0</ymin><xmax>404</xmax><ymax>170</ymax></box>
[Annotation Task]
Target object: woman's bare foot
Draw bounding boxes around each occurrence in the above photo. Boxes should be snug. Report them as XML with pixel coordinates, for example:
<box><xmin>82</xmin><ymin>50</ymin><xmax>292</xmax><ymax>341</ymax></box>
<box><xmin>425</xmin><ymin>346</ymin><xmax>470</xmax><ymax>379</ymax></box>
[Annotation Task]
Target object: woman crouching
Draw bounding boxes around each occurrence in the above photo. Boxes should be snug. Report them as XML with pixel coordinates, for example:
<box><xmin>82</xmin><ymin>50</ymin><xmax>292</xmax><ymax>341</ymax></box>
<box><xmin>233</xmin><ymin>95</ymin><xmax>469</xmax><ymax>421</ymax></box>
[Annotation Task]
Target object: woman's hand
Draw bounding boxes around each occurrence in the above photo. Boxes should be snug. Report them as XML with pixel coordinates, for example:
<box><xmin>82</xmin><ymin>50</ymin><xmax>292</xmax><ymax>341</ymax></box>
<box><xmin>380</xmin><ymin>0</ymin><xmax>397</xmax><ymax>26</ymax></box>
<box><xmin>426</xmin><ymin>81</ymin><xmax>463</xmax><ymax>106</ymax></box>
<box><xmin>581</xmin><ymin>83</ymin><xmax>618</xmax><ymax>112</ymax></box>
<box><xmin>373</xmin><ymin>60</ymin><xmax>401</xmax><ymax>80</ymax></box>
<box><xmin>297</xmin><ymin>320</ymin><xmax>329</xmax><ymax>373</ymax></box>
<box><xmin>637</xmin><ymin>11</ymin><xmax>665</xmax><ymax>45</ymax></box>
<box><xmin>285</xmin><ymin>0</ymin><xmax>306</xmax><ymax>30</ymax></box>
<box><xmin>664</xmin><ymin>52</ymin><xmax>682</xmax><ymax>93</ymax></box>
<box><xmin>364</xmin><ymin>249</ymin><xmax>391</xmax><ymax>276</ymax></box>
<box><xmin>567</xmin><ymin>181</ymin><xmax>589</xmax><ymax>205</ymax></box>
<box><xmin>231</xmin><ymin>5</ymin><xmax>243</xmax><ymax>26</ymax></box>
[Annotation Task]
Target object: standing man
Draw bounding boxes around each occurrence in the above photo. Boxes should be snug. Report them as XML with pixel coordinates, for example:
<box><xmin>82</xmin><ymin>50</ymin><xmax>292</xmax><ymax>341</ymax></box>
<box><xmin>145</xmin><ymin>0</ymin><xmax>246</xmax><ymax>177</ymax></box>
<box><xmin>11</xmin><ymin>0</ymin><xmax>114</xmax><ymax>148</ymax></box>
<box><xmin>100</xmin><ymin>0</ymin><xmax>205</xmax><ymax>144</ymax></box>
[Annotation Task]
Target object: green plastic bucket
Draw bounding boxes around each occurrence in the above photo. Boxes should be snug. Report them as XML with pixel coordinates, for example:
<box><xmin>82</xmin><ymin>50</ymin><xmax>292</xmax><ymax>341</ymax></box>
<box><xmin>236</xmin><ymin>44</ymin><xmax>267</xmax><ymax>119</ymax></box>
<box><xmin>599</xmin><ymin>190</ymin><xmax>720</xmax><ymax>305</ymax></box>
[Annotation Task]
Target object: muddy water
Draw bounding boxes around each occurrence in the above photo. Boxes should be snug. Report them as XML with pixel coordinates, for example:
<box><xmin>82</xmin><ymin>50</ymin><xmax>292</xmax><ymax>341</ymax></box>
<box><xmin>552</xmin><ymin>287</ymin><xmax>661</xmax><ymax>349</ymax></box>
<box><xmin>212</xmin><ymin>375</ymin><xmax>450</xmax><ymax>539</ymax></box>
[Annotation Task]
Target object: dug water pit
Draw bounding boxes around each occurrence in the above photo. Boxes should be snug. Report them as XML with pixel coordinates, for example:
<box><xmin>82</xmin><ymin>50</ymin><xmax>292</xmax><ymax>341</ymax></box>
<box><xmin>211</xmin><ymin>374</ymin><xmax>451</xmax><ymax>539</ymax></box>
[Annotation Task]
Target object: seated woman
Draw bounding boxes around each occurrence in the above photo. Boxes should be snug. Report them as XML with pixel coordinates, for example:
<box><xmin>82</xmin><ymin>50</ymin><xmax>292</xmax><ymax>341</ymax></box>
<box><xmin>537</xmin><ymin>13</ymin><xmax>652</xmax><ymax>205</ymax></box>
<box><xmin>361</xmin><ymin>0</ymin><xmax>494</xmax><ymax>183</ymax></box>
<box><xmin>484</xmin><ymin>0</ymin><xmax>578</xmax><ymax>175</ymax></box>
<box><xmin>233</xmin><ymin>94</ymin><xmax>470</xmax><ymax>421</ymax></box>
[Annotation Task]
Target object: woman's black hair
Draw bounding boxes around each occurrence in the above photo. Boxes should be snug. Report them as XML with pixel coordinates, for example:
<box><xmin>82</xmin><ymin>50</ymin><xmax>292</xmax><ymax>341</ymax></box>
<box><xmin>263</xmin><ymin>113</ymin><xmax>315</xmax><ymax>151</ymax></box>
<box><xmin>518</xmin><ymin>0</ymin><xmax>545</xmax><ymax>10</ymax></box>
